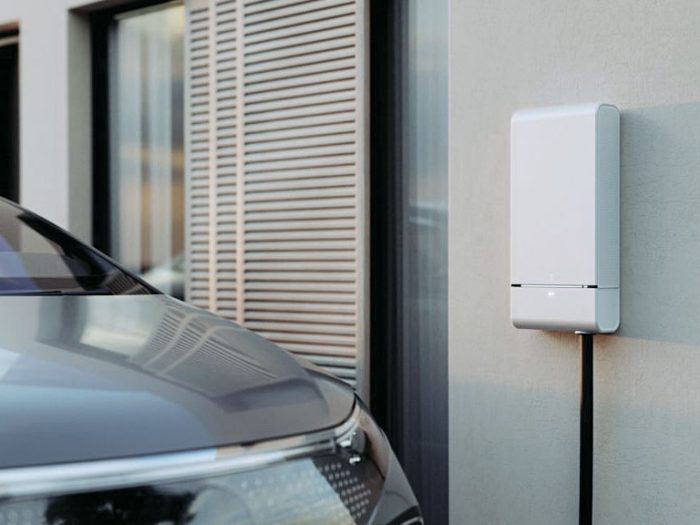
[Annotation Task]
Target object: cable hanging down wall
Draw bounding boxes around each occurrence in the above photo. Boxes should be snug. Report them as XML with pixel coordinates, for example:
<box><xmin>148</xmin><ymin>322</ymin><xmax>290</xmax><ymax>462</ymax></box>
<box><xmin>579</xmin><ymin>334</ymin><xmax>594</xmax><ymax>525</ymax></box>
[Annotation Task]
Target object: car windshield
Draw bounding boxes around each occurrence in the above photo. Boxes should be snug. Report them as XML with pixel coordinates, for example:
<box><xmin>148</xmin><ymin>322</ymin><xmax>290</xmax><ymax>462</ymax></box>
<box><xmin>0</xmin><ymin>200</ymin><xmax>154</xmax><ymax>295</ymax></box>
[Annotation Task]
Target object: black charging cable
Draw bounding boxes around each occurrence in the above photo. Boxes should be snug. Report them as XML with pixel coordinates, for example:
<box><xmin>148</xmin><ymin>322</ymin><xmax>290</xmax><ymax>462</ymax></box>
<box><xmin>579</xmin><ymin>333</ymin><xmax>594</xmax><ymax>525</ymax></box>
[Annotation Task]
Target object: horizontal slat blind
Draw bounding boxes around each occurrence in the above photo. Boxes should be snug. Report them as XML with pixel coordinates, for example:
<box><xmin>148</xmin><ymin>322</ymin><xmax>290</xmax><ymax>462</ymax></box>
<box><xmin>185</xmin><ymin>0</ymin><xmax>368</xmax><ymax>397</ymax></box>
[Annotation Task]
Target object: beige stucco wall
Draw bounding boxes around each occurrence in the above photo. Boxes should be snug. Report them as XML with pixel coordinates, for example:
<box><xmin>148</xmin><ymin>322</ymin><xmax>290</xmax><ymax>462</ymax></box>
<box><xmin>449</xmin><ymin>1</ymin><xmax>700</xmax><ymax>523</ymax></box>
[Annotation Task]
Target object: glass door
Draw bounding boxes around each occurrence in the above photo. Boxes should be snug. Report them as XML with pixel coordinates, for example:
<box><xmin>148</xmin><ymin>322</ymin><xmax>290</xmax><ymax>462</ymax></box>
<box><xmin>92</xmin><ymin>2</ymin><xmax>185</xmax><ymax>298</ymax></box>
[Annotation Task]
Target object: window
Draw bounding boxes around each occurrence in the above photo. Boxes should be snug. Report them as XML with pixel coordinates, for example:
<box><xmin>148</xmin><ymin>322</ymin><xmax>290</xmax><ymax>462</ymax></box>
<box><xmin>93</xmin><ymin>2</ymin><xmax>185</xmax><ymax>298</ymax></box>
<box><xmin>0</xmin><ymin>28</ymin><xmax>19</xmax><ymax>202</ymax></box>
<box><xmin>92</xmin><ymin>0</ymin><xmax>369</xmax><ymax>392</ymax></box>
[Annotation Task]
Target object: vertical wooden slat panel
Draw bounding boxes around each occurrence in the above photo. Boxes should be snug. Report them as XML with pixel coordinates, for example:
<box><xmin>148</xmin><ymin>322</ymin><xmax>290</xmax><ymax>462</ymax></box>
<box><xmin>235</xmin><ymin>0</ymin><xmax>246</xmax><ymax>324</ymax></box>
<box><xmin>215</xmin><ymin>0</ymin><xmax>238</xmax><ymax>319</ymax></box>
<box><xmin>185</xmin><ymin>0</ymin><xmax>213</xmax><ymax>309</ymax></box>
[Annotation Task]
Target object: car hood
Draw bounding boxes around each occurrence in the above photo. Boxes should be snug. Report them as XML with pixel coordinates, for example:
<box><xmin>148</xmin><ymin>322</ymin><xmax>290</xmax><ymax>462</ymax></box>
<box><xmin>0</xmin><ymin>295</ymin><xmax>355</xmax><ymax>469</ymax></box>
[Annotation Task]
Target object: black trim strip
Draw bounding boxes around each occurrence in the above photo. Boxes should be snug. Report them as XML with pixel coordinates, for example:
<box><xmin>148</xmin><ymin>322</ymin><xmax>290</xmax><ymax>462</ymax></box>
<box><xmin>369</xmin><ymin>0</ymin><xmax>405</xmax><ymax>452</ymax></box>
<box><xmin>510</xmin><ymin>284</ymin><xmax>599</xmax><ymax>288</ymax></box>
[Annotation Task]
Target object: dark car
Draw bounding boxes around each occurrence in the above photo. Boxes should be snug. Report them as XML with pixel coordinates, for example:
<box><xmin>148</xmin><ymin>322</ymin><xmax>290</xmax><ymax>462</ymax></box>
<box><xmin>0</xmin><ymin>198</ymin><xmax>421</xmax><ymax>524</ymax></box>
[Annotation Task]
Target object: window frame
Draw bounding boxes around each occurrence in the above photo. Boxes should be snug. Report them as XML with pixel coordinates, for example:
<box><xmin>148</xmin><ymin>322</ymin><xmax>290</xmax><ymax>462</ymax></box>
<box><xmin>369</xmin><ymin>1</ymin><xmax>449</xmax><ymax>523</ymax></box>
<box><xmin>90</xmin><ymin>0</ymin><xmax>183</xmax><ymax>256</ymax></box>
<box><xmin>0</xmin><ymin>26</ymin><xmax>20</xmax><ymax>203</ymax></box>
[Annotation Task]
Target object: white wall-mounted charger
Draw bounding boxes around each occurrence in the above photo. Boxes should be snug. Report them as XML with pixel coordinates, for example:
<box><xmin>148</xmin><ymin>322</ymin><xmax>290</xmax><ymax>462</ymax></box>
<box><xmin>510</xmin><ymin>103</ymin><xmax>620</xmax><ymax>333</ymax></box>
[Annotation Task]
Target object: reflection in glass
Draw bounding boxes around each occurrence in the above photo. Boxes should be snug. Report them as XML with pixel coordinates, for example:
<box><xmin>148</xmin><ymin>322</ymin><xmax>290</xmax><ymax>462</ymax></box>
<box><xmin>0</xmin><ymin>200</ymin><xmax>152</xmax><ymax>295</ymax></box>
<box><xmin>109</xmin><ymin>3</ymin><xmax>185</xmax><ymax>298</ymax></box>
<box><xmin>397</xmin><ymin>0</ymin><xmax>449</xmax><ymax>522</ymax></box>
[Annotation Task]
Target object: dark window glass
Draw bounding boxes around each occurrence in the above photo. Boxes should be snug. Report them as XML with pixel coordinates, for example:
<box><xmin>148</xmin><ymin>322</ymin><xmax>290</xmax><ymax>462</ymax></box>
<box><xmin>0</xmin><ymin>31</ymin><xmax>19</xmax><ymax>202</ymax></box>
<box><xmin>0</xmin><ymin>200</ymin><xmax>153</xmax><ymax>295</ymax></box>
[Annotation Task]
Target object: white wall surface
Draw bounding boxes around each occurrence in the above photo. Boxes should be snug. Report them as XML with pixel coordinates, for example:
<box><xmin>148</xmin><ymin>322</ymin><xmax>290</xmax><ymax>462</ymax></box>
<box><xmin>0</xmin><ymin>0</ymin><xmax>92</xmax><ymax>240</ymax></box>
<box><xmin>449</xmin><ymin>1</ymin><xmax>700</xmax><ymax>523</ymax></box>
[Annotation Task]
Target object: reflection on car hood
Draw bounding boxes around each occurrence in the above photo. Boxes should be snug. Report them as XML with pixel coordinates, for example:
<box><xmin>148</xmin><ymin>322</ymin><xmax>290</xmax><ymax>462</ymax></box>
<box><xmin>0</xmin><ymin>295</ymin><xmax>354</xmax><ymax>469</ymax></box>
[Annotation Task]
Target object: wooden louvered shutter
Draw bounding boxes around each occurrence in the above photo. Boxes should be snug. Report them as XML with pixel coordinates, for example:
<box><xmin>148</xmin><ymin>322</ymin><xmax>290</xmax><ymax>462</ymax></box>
<box><xmin>184</xmin><ymin>0</ymin><xmax>369</xmax><ymax>398</ymax></box>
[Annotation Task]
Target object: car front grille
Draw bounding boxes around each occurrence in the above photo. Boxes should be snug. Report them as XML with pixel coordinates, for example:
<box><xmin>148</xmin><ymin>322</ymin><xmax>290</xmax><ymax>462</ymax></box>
<box><xmin>0</xmin><ymin>405</ymin><xmax>387</xmax><ymax>525</ymax></box>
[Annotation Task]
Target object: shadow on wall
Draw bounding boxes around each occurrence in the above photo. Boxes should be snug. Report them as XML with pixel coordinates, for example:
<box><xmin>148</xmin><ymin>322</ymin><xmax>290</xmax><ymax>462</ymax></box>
<box><xmin>619</xmin><ymin>103</ymin><xmax>700</xmax><ymax>345</ymax></box>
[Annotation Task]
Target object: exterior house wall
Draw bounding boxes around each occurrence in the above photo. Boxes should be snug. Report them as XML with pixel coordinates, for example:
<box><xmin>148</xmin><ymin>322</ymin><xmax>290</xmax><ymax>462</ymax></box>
<box><xmin>0</xmin><ymin>1</ymin><xmax>92</xmax><ymax>241</ymax></box>
<box><xmin>8</xmin><ymin>0</ymin><xmax>700</xmax><ymax>521</ymax></box>
<box><xmin>449</xmin><ymin>1</ymin><xmax>700</xmax><ymax>523</ymax></box>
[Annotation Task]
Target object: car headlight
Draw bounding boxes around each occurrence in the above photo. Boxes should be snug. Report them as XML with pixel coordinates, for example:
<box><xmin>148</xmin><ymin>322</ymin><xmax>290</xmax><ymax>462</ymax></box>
<box><xmin>0</xmin><ymin>401</ymin><xmax>415</xmax><ymax>525</ymax></box>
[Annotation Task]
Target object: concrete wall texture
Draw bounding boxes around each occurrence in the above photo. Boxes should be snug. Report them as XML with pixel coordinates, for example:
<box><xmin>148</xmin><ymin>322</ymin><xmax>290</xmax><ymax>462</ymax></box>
<box><xmin>450</xmin><ymin>1</ymin><xmax>700</xmax><ymax>523</ymax></box>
